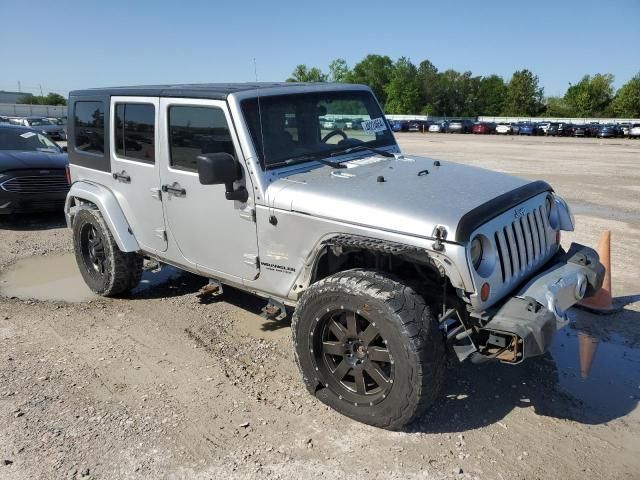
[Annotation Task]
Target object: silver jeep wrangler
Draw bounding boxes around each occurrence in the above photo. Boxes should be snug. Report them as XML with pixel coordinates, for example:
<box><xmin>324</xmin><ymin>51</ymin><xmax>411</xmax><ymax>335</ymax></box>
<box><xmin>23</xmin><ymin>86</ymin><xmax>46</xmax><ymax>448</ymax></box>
<box><xmin>65</xmin><ymin>83</ymin><xmax>604</xmax><ymax>430</ymax></box>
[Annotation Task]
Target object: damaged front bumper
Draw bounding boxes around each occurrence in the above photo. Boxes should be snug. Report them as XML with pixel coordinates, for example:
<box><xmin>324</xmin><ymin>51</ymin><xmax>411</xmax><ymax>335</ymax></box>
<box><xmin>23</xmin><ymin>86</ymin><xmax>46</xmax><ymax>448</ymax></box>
<box><xmin>470</xmin><ymin>243</ymin><xmax>605</xmax><ymax>363</ymax></box>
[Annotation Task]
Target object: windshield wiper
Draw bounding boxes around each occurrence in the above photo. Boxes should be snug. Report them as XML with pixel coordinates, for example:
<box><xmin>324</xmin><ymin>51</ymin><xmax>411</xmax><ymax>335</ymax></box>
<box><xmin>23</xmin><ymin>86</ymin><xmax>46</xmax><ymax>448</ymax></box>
<box><xmin>278</xmin><ymin>154</ymin><xmax>347</xmax><ymax>169</ymax></box>
<box><xmin>329</xmin><ymin>145</ymin><xmax>395</xmax><ymax>158</ymax></box>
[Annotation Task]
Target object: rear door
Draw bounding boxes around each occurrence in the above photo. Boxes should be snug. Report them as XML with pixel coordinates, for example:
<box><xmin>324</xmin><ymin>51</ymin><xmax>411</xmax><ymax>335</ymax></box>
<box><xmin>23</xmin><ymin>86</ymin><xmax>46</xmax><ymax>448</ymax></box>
<box><xmin>110</xmin><ymin>96</ymin><xmax>167</xmax><ymax>252</ymax></box>
<box><xmin>157</xmin><ymin>98</ymin><xmax>259</xmax><ymax>282</ymax></box>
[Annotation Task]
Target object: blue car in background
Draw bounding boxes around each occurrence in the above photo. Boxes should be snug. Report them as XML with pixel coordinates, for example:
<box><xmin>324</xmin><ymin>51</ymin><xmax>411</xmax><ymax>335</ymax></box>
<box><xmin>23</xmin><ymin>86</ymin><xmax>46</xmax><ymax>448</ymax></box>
<box><xmin>518</xmin><ymin>123</ymin><xmax>537</xmax><ymax>136</ymax></box>
<box><xmin>390</xmin><ymin>121</ymin><xmax>402</xmax><ymax>132</ymax></box>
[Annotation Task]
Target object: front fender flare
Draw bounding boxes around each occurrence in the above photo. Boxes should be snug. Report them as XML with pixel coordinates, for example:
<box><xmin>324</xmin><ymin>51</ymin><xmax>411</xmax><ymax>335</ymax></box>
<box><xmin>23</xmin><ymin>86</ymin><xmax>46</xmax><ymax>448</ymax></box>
<box><xmin>64</xmin><ymin>181</ymin><xmax>140</xmax><ymax>252</ymax></box>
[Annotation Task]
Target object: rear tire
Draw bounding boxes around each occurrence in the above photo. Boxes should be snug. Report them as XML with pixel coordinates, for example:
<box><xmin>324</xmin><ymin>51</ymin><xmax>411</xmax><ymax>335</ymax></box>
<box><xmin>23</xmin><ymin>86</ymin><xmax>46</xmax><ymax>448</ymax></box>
<box><xmin>72</xmin><ymin>208</ymin><xmax>143</xmax><ymax>296</ymax></box>
<box><xmin>292</xmin><ymin>269</ymin><xmax>445</xmax><ymax>430</ymax></box>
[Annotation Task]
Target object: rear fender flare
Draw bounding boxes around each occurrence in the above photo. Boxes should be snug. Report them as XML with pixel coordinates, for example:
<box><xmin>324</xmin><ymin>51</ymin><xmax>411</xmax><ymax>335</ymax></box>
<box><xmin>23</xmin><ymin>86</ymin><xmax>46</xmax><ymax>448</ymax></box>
<box><xmin>64</xmin><ymin>181</ymin><xmax>140</xmax><ymax>252</ymax></box>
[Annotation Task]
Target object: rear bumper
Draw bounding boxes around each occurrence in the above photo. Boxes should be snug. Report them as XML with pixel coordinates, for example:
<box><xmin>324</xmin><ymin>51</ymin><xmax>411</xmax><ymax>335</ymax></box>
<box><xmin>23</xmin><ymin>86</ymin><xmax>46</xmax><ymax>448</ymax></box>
<box><xmin>477</xmin><ymin>243</ymin><xmax>604</xmax><ymax>362</ymax></box>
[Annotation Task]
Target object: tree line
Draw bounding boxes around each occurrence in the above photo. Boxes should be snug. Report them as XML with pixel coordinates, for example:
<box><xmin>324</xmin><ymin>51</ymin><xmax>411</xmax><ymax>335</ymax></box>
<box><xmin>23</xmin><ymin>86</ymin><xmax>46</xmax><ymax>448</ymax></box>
<box><xmin>17</xmin><ymin>93</ymin><xmax>67</xmax><ymax>106</ymax></box>
<box><xmin>287</xmin><ymin>55</ymin><xmax>640</xmax><ymax>118</ymax></box>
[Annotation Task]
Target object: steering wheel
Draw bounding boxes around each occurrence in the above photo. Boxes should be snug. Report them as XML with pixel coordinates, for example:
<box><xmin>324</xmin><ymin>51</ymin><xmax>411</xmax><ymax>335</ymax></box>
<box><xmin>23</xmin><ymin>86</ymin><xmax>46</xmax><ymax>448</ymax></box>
<box><xmin>321</xmin><ymin>129</ymin><xmax>348</xmax><ymax>143</ymax></box>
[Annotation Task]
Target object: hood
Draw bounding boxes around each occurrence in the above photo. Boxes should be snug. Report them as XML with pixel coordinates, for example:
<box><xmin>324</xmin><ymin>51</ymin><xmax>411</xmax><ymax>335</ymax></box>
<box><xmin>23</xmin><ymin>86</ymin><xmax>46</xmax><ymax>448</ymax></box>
<box><xmin>0</xmin><ymin>150</ymin><xmax>68</xmax><ymax>172</ymax></box>
<box><xmin>265</xmin><ymin>154</ymin><xmax>530</xmax><ymax>242</ymax></box>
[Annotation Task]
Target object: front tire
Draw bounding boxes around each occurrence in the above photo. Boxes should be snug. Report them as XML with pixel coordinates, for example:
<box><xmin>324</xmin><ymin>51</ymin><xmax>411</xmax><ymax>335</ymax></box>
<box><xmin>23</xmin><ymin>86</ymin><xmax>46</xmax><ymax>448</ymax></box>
<box><xmin>72</xmin><ymin>208</ymin><xmax>143</xmax><ymax>296</ymax></box>
<box><xmin>292</xmin><ymin>269</ymin><xmax>445</xmax><ymax>430</ymax></box>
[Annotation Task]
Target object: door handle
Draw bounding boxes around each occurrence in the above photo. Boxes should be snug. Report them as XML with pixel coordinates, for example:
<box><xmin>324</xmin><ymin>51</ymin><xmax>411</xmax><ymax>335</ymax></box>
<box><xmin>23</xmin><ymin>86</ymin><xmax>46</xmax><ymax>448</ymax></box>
<box><xmin>161</xmin><ymin>183</ymin><xmax>186</xmax><ymax>196</ymax></box>
<box><xmin>112</xmin><ymin>170</ymin><xmax>131</xmax><ymax>183</ymax></box>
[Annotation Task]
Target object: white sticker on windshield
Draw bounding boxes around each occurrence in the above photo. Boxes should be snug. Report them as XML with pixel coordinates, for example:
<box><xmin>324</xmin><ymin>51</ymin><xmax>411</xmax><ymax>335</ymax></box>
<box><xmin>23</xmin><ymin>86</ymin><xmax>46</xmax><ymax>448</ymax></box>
<box><xmin>361</xmin><ymin>117</ymin><xmax>387</xmax><ymax>135</ymax></box>
<box><xmin>20</xmin><ymin>132</ymin><xmax>36</xmax><ymax>138</ymax></box>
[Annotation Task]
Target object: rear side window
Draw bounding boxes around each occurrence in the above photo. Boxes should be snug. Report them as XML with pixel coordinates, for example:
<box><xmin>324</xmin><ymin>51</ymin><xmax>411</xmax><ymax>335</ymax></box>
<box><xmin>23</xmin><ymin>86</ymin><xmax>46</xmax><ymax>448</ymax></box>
<box><xmin>168</xmin><ymin>106</ymin><xmax>234</xmax><ymax>172</ymax></box>
<box><xmin>114</xmin><ymin>103</ymin><xmax>155</xmax><ymax>163</ymax></box>
<box><xmin>74</xmin><ymin>101</ymin><xmax>104</xmax><ymax>154</ymax></box>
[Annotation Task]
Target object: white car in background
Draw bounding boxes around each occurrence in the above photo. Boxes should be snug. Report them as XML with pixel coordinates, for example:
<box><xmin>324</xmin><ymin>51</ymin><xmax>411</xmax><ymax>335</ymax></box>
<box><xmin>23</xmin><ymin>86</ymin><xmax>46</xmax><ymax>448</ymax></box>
<box><xmin>428</xmin><ymin>122</ymin><xmax>446</xmax><ymax>133</ymax></box>
<box><xmin>495</xmin><ymin>123</ymin><xmax>512</xmax><ymax>135</ymax></box>
<box><xmin>629</xmin><ymin>124</ymin><xmax>640</xmax><ymax>138</ymax></box>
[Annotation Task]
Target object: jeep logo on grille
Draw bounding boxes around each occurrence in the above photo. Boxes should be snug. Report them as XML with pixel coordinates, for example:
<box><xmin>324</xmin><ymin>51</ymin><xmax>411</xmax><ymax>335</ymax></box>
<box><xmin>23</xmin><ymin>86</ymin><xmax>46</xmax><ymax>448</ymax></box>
<box><xmin>514</xmin><ymin>207</ymin><xmax>526</xmax><ymax>219</ymax></box>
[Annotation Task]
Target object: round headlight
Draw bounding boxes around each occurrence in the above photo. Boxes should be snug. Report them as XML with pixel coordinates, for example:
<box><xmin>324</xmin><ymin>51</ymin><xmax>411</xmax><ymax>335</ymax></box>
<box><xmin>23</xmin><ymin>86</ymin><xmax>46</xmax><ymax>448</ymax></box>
<box><xmin>545</xmin><ymin>194</ymin><xmax>553</xmax><ymax>219</ymax></box>
<box><xmin>470</xmin><ymin>236</ymin><xmax>483</xmax><ymax>270</ymax></box>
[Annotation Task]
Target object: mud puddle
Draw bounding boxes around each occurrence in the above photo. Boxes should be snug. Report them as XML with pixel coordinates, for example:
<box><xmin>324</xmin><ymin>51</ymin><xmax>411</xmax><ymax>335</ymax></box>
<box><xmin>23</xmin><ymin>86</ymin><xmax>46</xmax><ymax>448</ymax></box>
<box><xmin>550</xmin><ymin>318</ymin><xmax>640</xmax><ymax>421</ymax></box>
<box><xmin>0</xmin><ymin>253</ymin><xmax>183</xmax><ymax>302</ymax></box>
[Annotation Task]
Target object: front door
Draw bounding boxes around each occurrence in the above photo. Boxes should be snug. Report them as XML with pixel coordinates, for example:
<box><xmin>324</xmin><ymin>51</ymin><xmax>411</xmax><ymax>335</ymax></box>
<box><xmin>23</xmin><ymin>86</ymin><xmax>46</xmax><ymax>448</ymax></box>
<box><xmin>110</xmin><ymin>96</ymin><xmax>167</xmax><ymax>252</ymax></box>
<box><xmin>157</xmin><ymin>98</ymin><xmax>259</xmax><ymax>281</ymax></box>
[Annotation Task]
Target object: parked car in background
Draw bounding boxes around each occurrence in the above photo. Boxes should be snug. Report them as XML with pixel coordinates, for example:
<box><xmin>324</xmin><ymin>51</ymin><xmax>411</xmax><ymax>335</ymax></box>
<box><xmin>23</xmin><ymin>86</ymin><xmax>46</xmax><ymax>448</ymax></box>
<box><xmin>586</xmin><ymin>123</ymin><xmax>601</xmax><ymax>137</ymax></box>
<box><xmin>518</xmin><ymin>123</ymin><xmax>537</xmax><ymax>136</ymax></box>
<box><xmin>596</xmin><ymin>124</ymin><xmax>619</xmax><ymax>138</ymax></box>
<box><xmin>510</xmin><ymin>123</ymin><xmax>522</xmax><ymax>135</ymax></box>
<box><xmin>0</xmin><ymin>125</ymin><xmax>69</xmax><ymax>215</ymax></box>
<box><xmin>495</xmin><ymin>123</ymin><xmax>512</xmax><ymax>135</ymax></box>
<box><xmin>545</xmin><ymin>123</ymin><xmax>560</xmax><ymax>136</ymax></box>
<box><xmin>471</xmin><ymin>122</ymin><xmax>494</xmax><ymax>134</ymax></box>
<box><xmin>429</xmin><ymin>121</ymin><xmax>448</xmax><ymax>133</ymax></box>
<box><xmin>572</xmin><ymin>125</ymin><xmax>589</xmax><ymax>137</ymax></box>
<box><xmin>408</xmin><ymin>120</ymin><xmax>429</xmax><ymax>132</ymax></box>
<box><xmin>619</xmin><ymin>123</ymin><xmax>630</xmax><ymax>137</ymax></box>
<box><xmin>538</xmin><ymin>122</ymin><xmax>551</xmax><ymax>135</ymax></box>
<box><xmin>390</xmin><ymin>120</ymin><xmax>402</xmax><ymax>132</ymax></box>
<box><xmin>629</xmin><ymin>123</ymin><xmax>640</xmax><ymax>138</ymax></box>
<box><xmin>447</xmin><ymin>119</ymin><xmax>473</xmax><ymax>133</ymax></box>
<box><xmin>8</xmin><ymin>116</ymin><xmax>67</xmax><ymax>141</ymax></box>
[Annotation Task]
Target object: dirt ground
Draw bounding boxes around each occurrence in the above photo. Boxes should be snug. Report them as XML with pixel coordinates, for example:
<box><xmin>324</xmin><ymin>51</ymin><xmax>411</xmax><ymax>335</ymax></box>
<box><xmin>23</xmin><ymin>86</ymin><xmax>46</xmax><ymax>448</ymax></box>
<box><xmin>1</xmin><ymin>133</ymin><xmax>639</xmax><ymax>480</ymax></box>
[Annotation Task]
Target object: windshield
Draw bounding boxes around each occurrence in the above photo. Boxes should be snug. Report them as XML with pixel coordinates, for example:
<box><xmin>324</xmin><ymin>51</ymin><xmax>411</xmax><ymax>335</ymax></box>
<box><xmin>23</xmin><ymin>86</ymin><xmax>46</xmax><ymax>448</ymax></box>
<box><xmin>0</xmin><ymin>128</ymin><xmax>61</xmax><ymax>152</ymax></box>
<box><xmin>27</xmin><ymin>118</ymin><xmax>52</xmax><ymax>126</ymax></box>
<box><xmin>241</xmin><ymin>90</ymin><xmax>395</xmax><ymax>169</ymax></box>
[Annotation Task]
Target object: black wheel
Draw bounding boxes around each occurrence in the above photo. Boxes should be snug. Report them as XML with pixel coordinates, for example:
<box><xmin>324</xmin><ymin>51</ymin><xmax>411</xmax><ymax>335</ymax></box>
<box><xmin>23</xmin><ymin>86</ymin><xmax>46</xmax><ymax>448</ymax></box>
<box><xmin>72</xmin><ymin>208</ymin><xmax>143</xmax><ymax>296</ymax></box>
<box><xmin>292</xmin><ymin>269</ymin><xmax>445</xmax><ymax>430</ymax></box>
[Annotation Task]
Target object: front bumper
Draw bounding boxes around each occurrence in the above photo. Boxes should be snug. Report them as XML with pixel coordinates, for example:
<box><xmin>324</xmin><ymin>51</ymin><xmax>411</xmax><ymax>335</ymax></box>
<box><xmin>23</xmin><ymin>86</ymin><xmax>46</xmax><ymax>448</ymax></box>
<box><xmin>476</xmin><ymin>243</ymin><xmax>604</xmax><ymax>362</ymax></box>
<box><xmin>0</xmin><ymin>190</ymin><xmax>68</xmax><ymax>214</ymax></box>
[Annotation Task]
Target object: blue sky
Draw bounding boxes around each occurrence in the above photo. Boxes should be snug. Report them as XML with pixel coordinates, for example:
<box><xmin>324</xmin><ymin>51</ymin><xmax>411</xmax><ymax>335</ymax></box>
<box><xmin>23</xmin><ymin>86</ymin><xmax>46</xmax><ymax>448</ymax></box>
<box><xmin>1</xmin><ymin>0</ymin><xmax>638</xmax><ymax>98</ymax></box>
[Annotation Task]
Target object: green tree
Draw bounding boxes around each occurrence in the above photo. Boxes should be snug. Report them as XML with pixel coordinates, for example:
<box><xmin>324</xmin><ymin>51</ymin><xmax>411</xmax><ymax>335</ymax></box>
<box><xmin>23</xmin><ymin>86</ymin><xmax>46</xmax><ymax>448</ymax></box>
<box><xmin>384</xmin><ymin>57</ymin><xmax>422</xmax><ymax>114</ymax></box>
<box><xmin>607</xmin><ymin>73</ymin><xmax>640</xmax><ymax>117</ymax></box>
<box><xmin>347</xmin><ymin>54</ymin><xmax>394</xmax><ymax>106</ymax></box>
<box><xmin>502</xmin><ymin>69</ymin><xmax>544</xmax><ymax>116</ymax></box>
<box><xmin>429</xmin><ymin>70</ymin><xmax>480</xmax><ymax>117</ymax></box>
<box><xmin>417</xmin><ymin>60</ymin><xmax>439</xmax><ymax>114</ymax></box>
<box><xmin>17</xmin><ymin>92</ymin><xmax>67</xmax><ymax>105</ymax></box>
<box><xmin>286</xmin><ymin>64</ymin><xmax>327</xmax><ymax>82</ymax></box>
<box><xmin>544</xmin><ymin>96</ymin><xmax>575</xmax><ymax>117</ymax></box>
<box><xmin>476</xmin><ymin>75</ymin><xmax>506</xmax><ymax>116</ymax></box>
<box><xmin>328</xmin><ymin>58</ymin><xmax>350</xmax><ymax>83</ymax></box>
<box><xmin>564</xmin><ymin>73</ymin><xmax>614</xmax><ymax>117</ymax></box>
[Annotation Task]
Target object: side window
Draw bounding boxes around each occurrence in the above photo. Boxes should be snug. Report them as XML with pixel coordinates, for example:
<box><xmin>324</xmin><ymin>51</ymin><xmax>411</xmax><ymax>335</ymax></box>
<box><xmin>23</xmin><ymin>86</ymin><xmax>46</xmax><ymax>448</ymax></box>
<box><xmin>168</xmin><ymin>106</ymin><xmax>234</xmax><ymax>172</ymax></box>
<box><xmin>114</xmin><ymin>103</ymin><xmax>155</xmax><ymax>163</ymax></box>
<box><xmin>74</xmin><ymin>101</ymin><xmax>104</xmax><ymax>154</ymax></box>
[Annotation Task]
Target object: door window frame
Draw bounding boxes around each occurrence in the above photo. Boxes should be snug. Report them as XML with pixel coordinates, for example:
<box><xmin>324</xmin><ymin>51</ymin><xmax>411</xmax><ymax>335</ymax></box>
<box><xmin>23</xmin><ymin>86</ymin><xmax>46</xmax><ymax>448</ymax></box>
<box><xmin>158</xmin><ymin>98</ymin><xmax>247</xmax><ymax>180</ymax></box>
<box><xmin>110</xmin><ymin>96</ymin><xmax>160</xmax><ymax>169</ymax></box>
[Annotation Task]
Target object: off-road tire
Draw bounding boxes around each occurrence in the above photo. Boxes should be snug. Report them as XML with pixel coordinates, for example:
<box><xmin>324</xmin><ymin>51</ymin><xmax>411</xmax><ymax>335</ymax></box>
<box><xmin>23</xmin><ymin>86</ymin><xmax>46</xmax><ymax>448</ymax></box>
<box><xmin>72</xmin><ymin>208</ymin><xmax>143</xmax><ymax>296</ymax></box>
<box><xmin>292</xmin><ymin>269</ymin><xmax>445</xmax><ymax>430</ymax></box>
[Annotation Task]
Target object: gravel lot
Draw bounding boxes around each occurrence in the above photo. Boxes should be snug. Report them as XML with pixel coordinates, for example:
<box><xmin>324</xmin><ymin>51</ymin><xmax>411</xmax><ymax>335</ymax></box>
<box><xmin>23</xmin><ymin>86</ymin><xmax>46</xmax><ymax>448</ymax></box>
<box><xmin>0</xmin><ymin>133</ymin><xmax>638</xmax><ymax>479</ymax></box>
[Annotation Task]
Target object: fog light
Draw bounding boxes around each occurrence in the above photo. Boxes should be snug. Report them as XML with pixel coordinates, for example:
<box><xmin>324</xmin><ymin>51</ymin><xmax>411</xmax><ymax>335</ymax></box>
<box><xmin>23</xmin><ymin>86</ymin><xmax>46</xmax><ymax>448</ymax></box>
<box><xmin>480</xmin><ymin>283</ymin><xmax>490</xmax><ymax>302</ymax></box>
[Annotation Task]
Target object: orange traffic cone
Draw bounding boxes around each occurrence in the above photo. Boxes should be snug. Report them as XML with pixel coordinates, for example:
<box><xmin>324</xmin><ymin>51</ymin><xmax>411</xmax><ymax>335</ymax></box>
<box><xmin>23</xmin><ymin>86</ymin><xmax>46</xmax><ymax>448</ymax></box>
<box><xmin>578</xmin><ymin>331</ymin><xmax>600</xmax><ymax>379</ymax></box>
<box><xmin>577</xmin><ymin>230</ymin><xmax>620</xmax><ymax>314</ymax></box>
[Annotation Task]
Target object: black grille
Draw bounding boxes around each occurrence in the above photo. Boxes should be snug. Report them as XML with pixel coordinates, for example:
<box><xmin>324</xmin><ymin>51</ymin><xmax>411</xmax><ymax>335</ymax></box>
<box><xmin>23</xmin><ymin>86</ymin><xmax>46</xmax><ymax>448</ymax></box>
<box><xmin>1</xmin><ymin>174</ymin><xmax>69</xmax><ymax>194</ymax></box>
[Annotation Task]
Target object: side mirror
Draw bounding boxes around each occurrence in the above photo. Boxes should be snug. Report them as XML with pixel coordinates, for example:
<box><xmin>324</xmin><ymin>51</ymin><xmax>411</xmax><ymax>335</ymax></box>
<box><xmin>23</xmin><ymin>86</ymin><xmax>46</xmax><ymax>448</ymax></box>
<box><xmin>196</xmin><ymin>152</ymin><xmax>248</xmax><ymax>202</ymax></box>
<box><xmin>61</xmin><ymin>145</ymin><xmax>68</xmax><ymax>152</ymax></box>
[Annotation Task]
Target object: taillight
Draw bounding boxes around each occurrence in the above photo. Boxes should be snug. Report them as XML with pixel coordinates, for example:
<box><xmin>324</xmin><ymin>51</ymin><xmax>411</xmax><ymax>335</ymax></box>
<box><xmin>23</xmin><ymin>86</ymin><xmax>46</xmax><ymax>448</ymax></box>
<box><xmin>65</xmin><ymin>165</ymin><xmax>71</xmax><ymax>185</ymax></box>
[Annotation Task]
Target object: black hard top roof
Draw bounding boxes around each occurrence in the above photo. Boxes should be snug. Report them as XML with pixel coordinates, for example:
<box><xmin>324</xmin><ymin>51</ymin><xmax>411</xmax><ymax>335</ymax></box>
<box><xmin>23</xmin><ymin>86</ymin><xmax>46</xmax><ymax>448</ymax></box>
<box><xmin>69</xmin><ymin>82</ymin><xmax>362</xmax><ymax>100</ymax></box>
